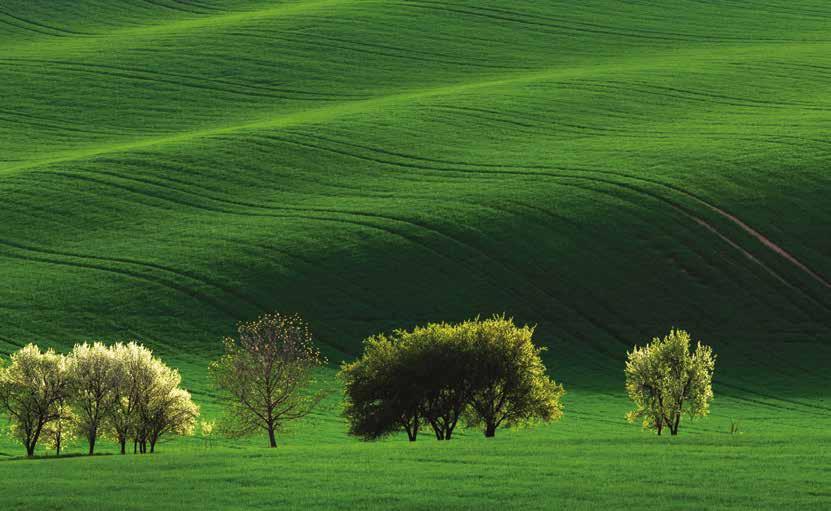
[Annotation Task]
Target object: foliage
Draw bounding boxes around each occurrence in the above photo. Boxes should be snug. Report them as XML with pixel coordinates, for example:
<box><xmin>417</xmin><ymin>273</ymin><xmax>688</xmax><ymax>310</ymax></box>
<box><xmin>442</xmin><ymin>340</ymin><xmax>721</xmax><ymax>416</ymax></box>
<box><xmin>142</xmin><ymin>369</ymin><xmax>199</xmax><ymax>454</ymax></box>
<box><xmin>66</xmin><ymin>342</ymin><xmax>122</xmax><ymax>455</ymax></box>
<box><xmin>210</xmin><ymin>312</ymin><xmax>327</xmax><ymax>447</ymax></box>
<box><xmin>460</xmin><ymin>316</ymin><xmax>564</xmax><ymax>437</ymax></box>
<box><xmin>340</xmin><ymin>333</ymin><xmax>423</xmax><ymax>441</ymax></box>
<box><xmin>199</xmin><ymin>420</ymin><xmax>216</xmax><ymax>449</ymax></box>
<box><xmin>41</xmin><ymin>402</ymin><xmax>78</xmax><ymax>456</ymax></box>
<box><xmin>103</xmin><ymin>342</ymin><xmax>198</xmax><ymax>454</ymax></box>
<box><xmin>341</xmin><ymin>315</ymin><xmax>564</xmax><ymax>441</ymax></box>
<box><xmin>0</xmin><ymin>344</ymin><xmax>70</xmax><ymax>456</ymax></box>
<box><xmin>625</xmin><ymin>329</ymin><xmax>716</xmax><ymax>435</ymax></box>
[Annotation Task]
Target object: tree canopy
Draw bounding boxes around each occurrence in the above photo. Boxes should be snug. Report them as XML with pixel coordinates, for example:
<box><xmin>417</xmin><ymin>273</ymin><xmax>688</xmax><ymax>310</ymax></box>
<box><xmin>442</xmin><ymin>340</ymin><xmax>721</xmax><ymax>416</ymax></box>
<box><xmin>625</xmin><ymin>329</ymin><xmax>715</xmax><ymax>436</ymax></box>
<box><xmin>210</xmin><ymin>312</ymin><xmax>327</xmax><ymax>448</ymax></box>
<box><xmin>341</xmin><ymin>315</ymin><xmax>564</xmax><ymax>441</ymax></box>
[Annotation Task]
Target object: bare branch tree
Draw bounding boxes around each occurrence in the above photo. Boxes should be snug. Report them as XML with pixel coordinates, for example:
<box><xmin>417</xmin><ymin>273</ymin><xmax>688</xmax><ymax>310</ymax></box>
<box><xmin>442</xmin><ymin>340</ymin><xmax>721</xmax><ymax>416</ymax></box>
<box><xmin>210</xmin><ymin>313</ymin><xmax>327</xmax><ymax>447</ymax></box>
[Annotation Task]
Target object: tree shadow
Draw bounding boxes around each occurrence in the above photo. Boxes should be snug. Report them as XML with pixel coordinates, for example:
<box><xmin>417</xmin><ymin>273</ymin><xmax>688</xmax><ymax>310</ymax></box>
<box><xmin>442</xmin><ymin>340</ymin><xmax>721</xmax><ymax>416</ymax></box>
<box><xmin>0</xmin><ymin>452</ymin><xmax>114</xmax><ymax>462</ymax></box>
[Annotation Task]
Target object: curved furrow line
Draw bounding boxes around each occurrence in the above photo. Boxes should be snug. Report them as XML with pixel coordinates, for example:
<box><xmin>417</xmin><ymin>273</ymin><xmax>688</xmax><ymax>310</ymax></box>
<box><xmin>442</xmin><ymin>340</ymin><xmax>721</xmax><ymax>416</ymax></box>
<box><xmin>279</xmin><ymin>131</ymin><xmax>831</xmax><ymax>295</ymax></box>
<box><xmin>0</xmin><ymin>59</ymin><xmax>369</xmax><ymax>99</ymax></box>
<box><xmin>428</xmin><ymin>108</ymin><xmax>828</xmax><ymax>149</ymax></box>
<box><xmin>624</xmin><ymin>79</ymin><xmax>827</xmax><ymax>109</ymax></box>
<box><xmin>501</xmin><ymin>197</ymin><xmax>780</xmax><ymax>327</ymax></box>
<box><xmin>41</xmin><ymin>166</ymin><xmax>633</xmax><ymax>354</ymax></box>
<box><xmin>0</xmin><ymin>16</ymin><xmax>64</xmax><ymax>39</ymax></box>
<box><xmin>220</xmin><ymin>237</ymin><xmax>380</xmax><ymax>315</ymax></box>
<box><xmin>427</xmin><ymin>106</ymin><xmax>677</xmax><ymax>141</ymax></box>
<box><xmin>431</xmin><ymin>105</ymin><xmax>651</xmax><ymax>135</ymax></box>
<box><xmin>686</xmin><ymin>0</ymin><xmax>831</xmax><ymax>20</ymax></box>
<box><xmin>136</xmin><ymin>0</ymin><xmax>215</xmax><ymax>16</ymax></box>
<box><xmin>0</xmin><ymin>334</ymin><xmax>26</xmax><ymax>352</ymax></box>
<box><xmin>0</xmin><ymin>244</ymin><xmax>237</xmax><ymax>318</ymax></box>
<box><xmin>680</xmin><ymin>196</ymin><xmax>831</xmax><ymax>290</ymax></box>
<box><xmin>564</xmin><ymin>80</ymin><xmax>794</xmax><ymax>111</ymax></box>
<box><xmin>764</xmin><ymin>60</ymin><xmax>831</xmax><ymax>76</ymax></box>
<box><xmin>169</xmin><ymin>0</ymin><xmax>227</xmax><ymax>13</ymax></box>
<box><xmin>255</xmin><ymin>31</ymin><xmax>531</xmax><ymax>71</ymax></box>
<box><xmin>570</xmin><ymin>80</ymin><xmax>831</xmax><ymax>112</ymax></box>
<box><xmin>426</xmin><ymin>108</ymin><xmax>570</xmax><ymax>138</ymax></box>
<box><xmin>91</xmin><ymin>155</ymin><xmax>407</xmax><ymax>197</ymax></box>
<box><xmin>714</xmin><ymin>391</ymin><xmax>830</xmax><ymax>418</ymax></box>
<box><xmin>724</xmin><ymin>62</ymin><xmax>831</xmax><ymax>85</ymax></box>
<box><xmin>395</xmin><ymin>1</ymin><xmax>687</xmax><ymax>42</ymax></box>
<box><xmin>716</xmin><ymin>380</ymin><xmax>831</xmax><ymax>414</ymax></box>
<box><xmin>33</xmin><ymin>170</ymin><xmax>536</xmax><ymax>315</ymax></box>
<box><xmin>0</xmin><ymin>0</ymin><xmax>360</xmax><ymax>57</ymax></box>
<box><xmin>0</xmin><ymin>62</ymin><xmax>342</xmax><ymax>103</ymax></box>
<box><xmin>417</xmin><ymin>0</ymin><xmax>772</xmax><ymax>43</ymax></box>
<box><xmin>499</xmin><ymin>199</ymin><xmax>655</xmax><ymax>338</ymax></box>
<box><xmin>0</xmin><ymin>237</ymin><xmax>266</xmax><ymax>314</ymax></box>
<box><xmin>86</xmin><ymin>155</ymin><xmax>684</xmax><ymax>334</ymax></box>
<box><xmin>0</xmin><ymin>10</ymin><xmax>93</xmax><ymax>37</ymax></box>
<box><xmin>0</xmin><ymin>110</ymin><xmax>119</xmax><ymax>137</ymax></box>
<box><xmin>398</xmin><ymin>0</ymin><xmax>815</xmax><ymax>43</ymax></box>
<box><xmin>276</xmin><ymin>134</ymin><xmax>829</xmax><ymax>311</ymax></box>
<box><xmin>280</xmin><ymin>30</ymin><xmax>535</xmax><ymax>70</ymax></box>
<box><xmin>562</xmin><ymin>167</ymin><xmax>831</xmax><ymax>292</ymax></box>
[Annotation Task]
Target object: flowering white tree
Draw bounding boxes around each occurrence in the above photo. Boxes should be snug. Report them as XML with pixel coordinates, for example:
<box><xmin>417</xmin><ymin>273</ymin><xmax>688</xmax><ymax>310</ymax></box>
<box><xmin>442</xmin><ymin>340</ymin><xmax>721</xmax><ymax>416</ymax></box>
<box><xmin>41</xmin><ymin>402</ymin><xmax>77</xmax><ymax>456</ymax></box>
<box><xmin>144</xmin><ymin>373</ymin><xmax>198</xmax><ymax>453</ymax></box>
<box><xmin>625</xmin><ymin>329</ymin><xmax>715</xmax><ymax>435</ymax></box>
<box><xmin>0</xmin><ymin>344</ymin><xmax>70</xmax><ymax>456</ymax></box>
<box><xmin>106</xmin><ymin>342</ymin><xmax>198</xmax><ymax>454</ymax></box>
<box><xmin>67</xmin><ymin>342</ymin><xmax>122</xmax><ymax>455</ymax></box>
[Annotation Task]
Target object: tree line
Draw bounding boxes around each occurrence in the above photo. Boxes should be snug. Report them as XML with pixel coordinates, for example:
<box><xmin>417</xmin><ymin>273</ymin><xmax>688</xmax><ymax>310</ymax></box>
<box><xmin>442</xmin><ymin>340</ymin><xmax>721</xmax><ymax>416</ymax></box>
<box><xmin>0</xmin><ymin>342</ymin><xmax>198</xmax><ymax>456</ymax></box>
<box><xmin>0</xmin><ymin>313</ymin><xmax>716</xmax><ymax>455</ymax></box>
<box><xmin>210</xmin><ymin>313</ymin><xmax>715</xmax><ymax>446</ymax></box>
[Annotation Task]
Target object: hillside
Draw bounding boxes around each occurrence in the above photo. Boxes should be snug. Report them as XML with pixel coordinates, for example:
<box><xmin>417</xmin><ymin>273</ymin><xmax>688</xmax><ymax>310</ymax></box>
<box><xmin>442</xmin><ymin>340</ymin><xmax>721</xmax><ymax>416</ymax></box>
<box><xmin>0</xmin><ymin>1</ymin><xmax>829</xmax><ymax>508</ymax></box>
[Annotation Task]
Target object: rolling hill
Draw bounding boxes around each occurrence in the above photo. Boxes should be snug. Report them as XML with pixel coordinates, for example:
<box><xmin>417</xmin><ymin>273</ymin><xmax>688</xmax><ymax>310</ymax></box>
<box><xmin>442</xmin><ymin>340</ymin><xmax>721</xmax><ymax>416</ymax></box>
<box><xmin>0</xmin><ymin>1</ymin><xmax>829</xmax><ymax>509</ymax></box>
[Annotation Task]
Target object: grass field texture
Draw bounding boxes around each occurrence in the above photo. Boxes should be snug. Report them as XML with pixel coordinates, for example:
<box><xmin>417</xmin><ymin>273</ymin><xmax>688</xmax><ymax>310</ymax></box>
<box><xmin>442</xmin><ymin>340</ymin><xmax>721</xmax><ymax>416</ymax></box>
<box><xmin>0</xmin><ymin>1</ymin><xmax>829</xmax><ymax>509</ymax></box>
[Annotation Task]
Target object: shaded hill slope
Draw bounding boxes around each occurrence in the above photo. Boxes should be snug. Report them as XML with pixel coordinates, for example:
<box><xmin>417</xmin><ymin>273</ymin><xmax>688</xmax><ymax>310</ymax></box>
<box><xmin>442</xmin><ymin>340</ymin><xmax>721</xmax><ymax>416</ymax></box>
<box><xmin>0</xmin><ymin>0</ymin><xmax>829</xmax><ymax>406</ymax></box>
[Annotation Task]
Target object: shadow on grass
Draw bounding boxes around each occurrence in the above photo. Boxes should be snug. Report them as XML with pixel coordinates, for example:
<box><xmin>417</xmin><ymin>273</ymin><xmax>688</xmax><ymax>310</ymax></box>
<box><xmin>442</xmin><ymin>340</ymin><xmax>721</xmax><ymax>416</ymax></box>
<box><xmin>0</xmin><ymin>452</ymin><xmax>114</xmax><ymax>462</ymax></box>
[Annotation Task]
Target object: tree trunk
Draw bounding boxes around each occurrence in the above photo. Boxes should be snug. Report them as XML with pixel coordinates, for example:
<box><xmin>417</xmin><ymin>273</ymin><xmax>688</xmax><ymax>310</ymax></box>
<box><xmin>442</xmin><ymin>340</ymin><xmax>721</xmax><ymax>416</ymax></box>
<box><xmin>88</xmin><ymin>432</ymin><xmax>96</xmax><ymax>456</ymax></box>
<box><xmin>120</xmin><ymin>438</ymin><xmax>126</xmax><ymax>455</ymax></box>
<box><xmin>667</xmin><ymin>413</ymin><xmax>680</xmax><ymax>436</ymax></box>
<box><xmin>484</xmin><ymin>423</ymin><xmax>496</xmax><ymax>438</ymax></box>
<box><xmin>26</xmin><ymin>443</ymin><xmax>35</xmax><ymax>457</ymax></box>
<box><xmin>268</xmin><ymin>426</ymin><xmax>277</xmax><ymax>448</ymax></box>
<box><xmin>56</xmin><ymin>432</ymin><xmax>62</xmax><ymax>457</ymax></box>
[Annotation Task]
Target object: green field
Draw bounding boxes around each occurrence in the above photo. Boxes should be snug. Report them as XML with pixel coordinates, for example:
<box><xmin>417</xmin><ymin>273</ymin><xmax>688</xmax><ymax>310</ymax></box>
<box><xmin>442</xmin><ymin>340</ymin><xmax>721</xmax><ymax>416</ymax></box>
<box><xmin>0</xmin><ymin>0</ymin><xmax>830</xmax><ymax>509</ymax></box>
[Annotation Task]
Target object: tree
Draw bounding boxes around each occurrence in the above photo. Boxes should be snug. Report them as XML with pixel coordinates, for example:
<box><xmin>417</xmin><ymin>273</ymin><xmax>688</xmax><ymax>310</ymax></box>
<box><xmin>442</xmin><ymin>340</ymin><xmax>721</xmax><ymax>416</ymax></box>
<box><xmin>407</xmin><ymin>322</ymin><xmax>470</xmax><ymax>440</ymax></box>
<box><xmin>342</xmin><ymin>322</ymin><xmax>470</xmax><ymax>441</ymax></box>
<box><xmin>625</xmin><ymin>329</ymin><xmax>715</xmax><ymax>436</ymax></box>
<box><xmin>41</xmin><ymin>402</ymin><xmax>77</xmax><ymax>456</ymax></box>
<box><xmin>210</xmin><ymin>313</ymin><xmax>327</xmax><ymax>448</ymax></box>
<box><xmin>145</xmin><ymin>379</ymin><xmax>198</xmax><ymax>453</ymax></box>
<box><xmin>341</xmin><ymin>315</ymin><xmax>565</xmax><ymax>441</ymax></box>
<box><xmin>106</xmin><ymin>342</ymin><xmax>152</xmax><ymax>454</ymax></box>
<box><xmin>67</xmin><ymin>342</ymin><xmax>121</xmax><ymax>455</ymax></box>
<box><xmin>105</xmin><ymin>341</ymin><xmax>197</xmax><ymax>454</ymax></box>
<box><xmin>199</xmin><ymin>420</ymin><xmax>216</xmax><ymax>449</ymax></box>
<box><xmin>460</xmin><ymin>316</ymin><xmax>564</xmax><ymax>437</ymax></box>
<box><xmin>0</xmin><ymin>344</ymin><xmax>69</xmax><ymax>456</ymax></box>
<box><xmin>340</xmin><ymin>333</ymin><xmax>423</xmax><ymax>441</ymax></box>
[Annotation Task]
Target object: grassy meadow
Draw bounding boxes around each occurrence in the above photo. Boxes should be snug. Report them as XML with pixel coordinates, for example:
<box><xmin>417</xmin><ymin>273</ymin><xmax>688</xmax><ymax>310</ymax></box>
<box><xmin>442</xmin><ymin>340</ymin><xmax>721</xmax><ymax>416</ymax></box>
<box><xmin>0</xmin><ymin>0</ymin><xmax>829</xmax><ymax>509</ymax></box>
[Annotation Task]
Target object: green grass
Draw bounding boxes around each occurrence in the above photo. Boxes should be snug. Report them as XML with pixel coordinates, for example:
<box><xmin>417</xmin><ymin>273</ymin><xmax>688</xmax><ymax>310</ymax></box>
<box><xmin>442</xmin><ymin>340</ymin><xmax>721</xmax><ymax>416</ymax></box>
<box><xmin>0</xmin><ymin>0</ymin><xmax>829</xmax><ymax>509</ymax></box>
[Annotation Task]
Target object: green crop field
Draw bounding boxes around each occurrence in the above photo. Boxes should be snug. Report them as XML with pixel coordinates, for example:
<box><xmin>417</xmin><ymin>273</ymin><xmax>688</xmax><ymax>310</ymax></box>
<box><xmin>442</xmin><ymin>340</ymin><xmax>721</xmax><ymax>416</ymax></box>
<box><xmin>0</xmin><ymin>0</ymin><xmax>829</xmax><ymax>509</ymax></box>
